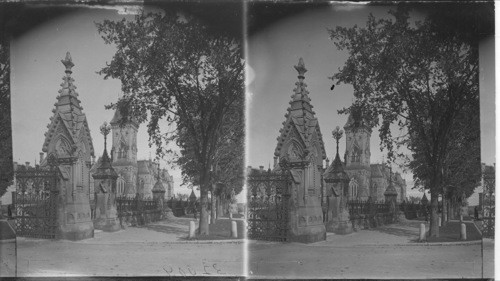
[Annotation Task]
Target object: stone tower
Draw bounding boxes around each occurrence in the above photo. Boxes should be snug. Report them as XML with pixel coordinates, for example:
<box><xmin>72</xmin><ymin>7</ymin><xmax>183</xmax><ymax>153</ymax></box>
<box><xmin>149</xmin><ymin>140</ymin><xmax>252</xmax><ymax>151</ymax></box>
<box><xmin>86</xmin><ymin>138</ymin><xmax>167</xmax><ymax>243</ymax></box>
<box><xmin>344</xmin><ymin>106</ymin><xmax>372</xmax><ymax>200</ymax></box>
<box><xmin>274</xmin><ymin>58</ymin><xmax>327</xmax><ymax>243</ymax></box>
<box><xmin>110</xmin><ymin>108</ymin><xmax>138</xmax><ymax>195</ymax></box>
<box><xmin>42</xmin><ymin>52</ymin><xmax>95</xmax><ymax>240</ymax></box>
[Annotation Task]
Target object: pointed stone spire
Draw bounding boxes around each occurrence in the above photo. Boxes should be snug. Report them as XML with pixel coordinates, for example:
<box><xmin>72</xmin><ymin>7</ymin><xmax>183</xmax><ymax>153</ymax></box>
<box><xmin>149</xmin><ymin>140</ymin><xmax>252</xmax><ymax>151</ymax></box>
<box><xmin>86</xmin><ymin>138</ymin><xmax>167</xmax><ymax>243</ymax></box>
<box><xmin>42</xmin><ymin>52</ymin><xmax>94</xmax><ymax>157</ymax></box>
<box><xmin>189</xmin><ymin>189</ymin><xmax>197</xmax><ymax>201</ymax></box>
<box><xmin>274</xmin><ymin>58</ymin><xmax>326</xmax><ymax>162</ymax></box>
<box><xmin>152</xmin><ymin>165</ymin><xmax>165</xmax><ymax>193</ymax></box>
<box><xmin>384</xmin><ymin>165</ymin><xmax>398</xmax><ymax>197</ymax></box>
<box><xmin>421</xmin><ymin>193</ymin><xmax>429</xmax><ymax>205</ymax></box>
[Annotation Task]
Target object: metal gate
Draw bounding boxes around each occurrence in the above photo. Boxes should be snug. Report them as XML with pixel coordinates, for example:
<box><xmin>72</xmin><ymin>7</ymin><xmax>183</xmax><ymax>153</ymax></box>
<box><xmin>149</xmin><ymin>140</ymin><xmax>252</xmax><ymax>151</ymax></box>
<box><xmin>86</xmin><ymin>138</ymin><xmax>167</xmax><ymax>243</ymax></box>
<box><xmin>13</xmin><ymin>166</ymin><xmax>58</xmax><ymax>239</ymax></box>
<box><xmin>482</xmin><ymin>165</ymin><xmax>495</xmax><ymax>238</ymax></box>
<box><xmin>247</xmin><ymin>169</ymin><xmax>291</xmax><ymax>242</ymax></box>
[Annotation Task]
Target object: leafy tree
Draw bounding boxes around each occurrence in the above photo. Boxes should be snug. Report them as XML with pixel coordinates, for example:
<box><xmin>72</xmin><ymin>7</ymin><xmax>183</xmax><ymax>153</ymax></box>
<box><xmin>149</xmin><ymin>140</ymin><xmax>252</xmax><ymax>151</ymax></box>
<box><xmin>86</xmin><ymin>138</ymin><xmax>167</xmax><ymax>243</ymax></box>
<box><xmin>210</xmin><ymin>96</ymin><xmax>244</xmax><ymax>217</ymax></box>
<box><xmin>0</xmin><ymin>35</ymin><xmax>12</xmax><ymax>199</ymax></box>
<box><xmin>330</xmin><ymin>6</ymin><xmax>480</xmax><ymax>237</ymax></box>
<box><xmin>96</xmin><ymin>11</ymin><xmax>244</xmax><ymax>235</ymax></box>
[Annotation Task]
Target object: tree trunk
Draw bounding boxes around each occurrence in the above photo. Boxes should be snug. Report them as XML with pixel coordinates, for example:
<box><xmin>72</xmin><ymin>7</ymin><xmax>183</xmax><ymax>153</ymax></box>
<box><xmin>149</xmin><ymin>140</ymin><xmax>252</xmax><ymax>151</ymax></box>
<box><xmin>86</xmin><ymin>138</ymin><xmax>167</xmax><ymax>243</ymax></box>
<box><xmin>441</xmin><ymin>193</ymin><xmax>447</xmax><ymax>226</ymax></box>
<box><xmin>448</xmin><ymin>198</ymin><xmax>453</xmax><ymax>220</ymax></box>
<box><xmin>217</xmin><ymin>195</ymin><xmax>223</xmax><ymax>218</ymax></box>
<box><xmin>210</xmin><ymin>188</ymin><xmax>216</xmax><ymax>224</ymax></box>
<box><xmin>199</xmin><ymin>185</ymin><xmax>210</xmax><ymax>235</ymax></box>
<box><xmin>429</xmin><ymin>188</ymin><xmax>440</xmax><ymax>237</ymax></box>
<box><xmin>450</xmin><ymin>197</ymin><xmax>456</xmax><ymax>220</ymax></box>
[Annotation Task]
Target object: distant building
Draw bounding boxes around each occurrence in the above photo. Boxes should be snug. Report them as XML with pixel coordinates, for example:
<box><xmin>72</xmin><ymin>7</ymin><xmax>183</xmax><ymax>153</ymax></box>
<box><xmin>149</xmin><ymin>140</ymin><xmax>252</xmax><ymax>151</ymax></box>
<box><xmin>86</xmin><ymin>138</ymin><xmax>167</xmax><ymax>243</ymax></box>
<box><xmin>89</xmin><ymin>108</ymin><xmax>174</xmax><ymax>199</ymax></box>
<box><xmin>342</xmin><ymin>107</ymin><xmax>407</xmax><ymax>203</ymax></box>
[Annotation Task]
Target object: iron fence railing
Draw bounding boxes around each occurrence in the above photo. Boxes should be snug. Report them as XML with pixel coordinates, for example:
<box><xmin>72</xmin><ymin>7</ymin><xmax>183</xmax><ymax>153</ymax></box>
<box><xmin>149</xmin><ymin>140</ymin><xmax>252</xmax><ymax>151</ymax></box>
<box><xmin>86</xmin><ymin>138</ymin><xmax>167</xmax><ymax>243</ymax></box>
<box><xmin>347</xmin><ymin>199</ymin><xmax>390</xmax><ymax>217</ymax></box>
<box><xmin>399</xmin><ymin>201</ymin><xmax>429</xmax><ymax>220</ymax></box>
<box><xmin>115</xmin><ymin>195</ymin><xmax>162</xmax><ymax>226</ymax></box>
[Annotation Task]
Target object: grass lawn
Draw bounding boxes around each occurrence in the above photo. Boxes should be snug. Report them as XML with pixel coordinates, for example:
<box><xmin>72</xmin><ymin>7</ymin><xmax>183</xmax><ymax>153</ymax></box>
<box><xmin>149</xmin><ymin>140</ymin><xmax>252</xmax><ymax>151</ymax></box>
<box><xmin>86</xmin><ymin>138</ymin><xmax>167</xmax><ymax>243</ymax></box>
<box><xmin>192</xmin><ymin>219</ymin><xmax>245</xmax><ymax>240</ymax></box>
<box><xmin>427</xmin><ymin>221</ymin><xmax>482</xmax><ymax>242</ymax></box>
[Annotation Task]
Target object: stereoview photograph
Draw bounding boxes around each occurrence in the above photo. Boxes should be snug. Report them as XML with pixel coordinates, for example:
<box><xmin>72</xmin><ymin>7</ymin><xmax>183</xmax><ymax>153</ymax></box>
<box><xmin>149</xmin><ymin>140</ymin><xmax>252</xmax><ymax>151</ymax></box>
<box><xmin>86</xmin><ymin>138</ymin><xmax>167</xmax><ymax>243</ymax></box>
<box><xmin>2</xmin><ymin>2</ymin><xmax>245</xmax><ymax>277</ymax></box>
<box><xmin>245</xmin><ymin>2</ymin><xmax>494</xmax><ymax>279</ymax></box>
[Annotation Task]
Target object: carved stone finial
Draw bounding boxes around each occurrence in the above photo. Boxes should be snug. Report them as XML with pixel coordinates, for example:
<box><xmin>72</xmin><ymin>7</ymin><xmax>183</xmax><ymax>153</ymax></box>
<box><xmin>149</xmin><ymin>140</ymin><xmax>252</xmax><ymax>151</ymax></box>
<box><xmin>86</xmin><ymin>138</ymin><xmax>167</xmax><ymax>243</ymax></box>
<box><xmin>294</xmin><ymin>58</ymin><xmax>308</xmax><ymax>78</ymax></box>
<box><xmin>61</xmin><ymin>52</ymin><xmax>74</xmax><ymax>73</ymax></box>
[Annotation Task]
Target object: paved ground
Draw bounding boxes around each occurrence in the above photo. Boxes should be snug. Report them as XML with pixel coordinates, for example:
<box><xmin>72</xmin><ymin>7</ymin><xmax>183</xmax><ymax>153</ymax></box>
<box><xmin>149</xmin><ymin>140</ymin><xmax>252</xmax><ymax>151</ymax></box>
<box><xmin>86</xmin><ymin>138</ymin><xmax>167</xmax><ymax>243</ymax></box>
<box><xmin>6</xmin><ymin>218</ymin><xmax>495</xmax><ymax>278</ymax></box>
<box><xmin>248</xmin><ymin>221</ymin><xmax>494</xmax><ymax>279</ymax></box>
<box><xmin>16</xmin><ymin>217</ymin><xmax>244</xmax><ymax>277</ymax></box>
<box><xmin>482</xmin><ymin>238</ymin><xmax>495</xmax><ymax>278</ymax></box>
<box><xmin>0</xmin><ymin>240</ymin><xmax>16</xmax><ymax>277</ymax></box>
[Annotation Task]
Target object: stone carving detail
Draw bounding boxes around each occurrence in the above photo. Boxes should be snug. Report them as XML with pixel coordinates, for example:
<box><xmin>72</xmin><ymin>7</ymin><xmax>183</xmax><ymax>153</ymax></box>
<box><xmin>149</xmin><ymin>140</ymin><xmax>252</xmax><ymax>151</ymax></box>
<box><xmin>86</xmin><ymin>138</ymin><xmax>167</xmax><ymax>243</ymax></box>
<box><xmin>55</xmin><ymin>137</ymin><xmax>72</xmax><ymax>157</ymax></box>
<box><xmin>287</xmin><ymin>142</ymin><xmax>302</xmax><ymax>160</ymax></box>
<box><xmin>349</xmin><ymin>177</ymin><xmax>359</xmax><ymax>198</ymax></box>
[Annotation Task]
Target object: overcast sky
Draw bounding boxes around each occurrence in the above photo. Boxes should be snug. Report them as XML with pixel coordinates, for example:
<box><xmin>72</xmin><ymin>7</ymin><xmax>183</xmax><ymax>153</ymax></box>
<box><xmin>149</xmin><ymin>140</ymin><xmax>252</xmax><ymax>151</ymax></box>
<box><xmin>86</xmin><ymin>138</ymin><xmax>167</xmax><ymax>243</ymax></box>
<box><xmin>246</xmin><ymin>3</ymin><xmax>495</xmax><ymax>199</ymax></box>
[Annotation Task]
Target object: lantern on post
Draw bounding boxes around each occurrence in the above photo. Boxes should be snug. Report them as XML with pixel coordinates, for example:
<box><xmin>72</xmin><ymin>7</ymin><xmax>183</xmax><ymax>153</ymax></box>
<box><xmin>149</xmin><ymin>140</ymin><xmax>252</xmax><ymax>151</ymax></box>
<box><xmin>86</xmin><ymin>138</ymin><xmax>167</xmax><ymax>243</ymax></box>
<box><xmin>323</xmin><ymin>126</ymin><xmax>352</xmax><ymax>234</ymax></box>
<box><xmin>92</xmin><ymin>122</ymin><xmax>120</xmax><ymax>232</ymax></box>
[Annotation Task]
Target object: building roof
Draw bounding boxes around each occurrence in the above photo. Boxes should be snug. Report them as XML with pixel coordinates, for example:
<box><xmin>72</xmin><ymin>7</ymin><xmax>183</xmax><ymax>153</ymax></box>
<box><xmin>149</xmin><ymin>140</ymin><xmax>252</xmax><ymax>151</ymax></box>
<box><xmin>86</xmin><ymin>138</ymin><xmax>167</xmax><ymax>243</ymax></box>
<box><xmin>152</xmin><ymin>178</ymin><xmax>165</xmax><ymax>193</ymax></box>
<box><xmin>323</xmin><ymin>152</ymin><xmax>349</xmax><ymax>183</ymax></box>
<box><xmin>92</xmin><ymin>148</ymin><xmax>118</xmax><ymax>179</ymax></box>
<box><xmin>189</xmin><ymin>190</ymin><xmax>197</xmax><ymax>200</ymax></box>
<box><xmin>137</xmin><ymin>160</ymin><xmax>153</xmax><ymax>175</ymax></box>
<box><xmin>370</xmin><ymin>164</ymin><xmax>384</xmax><ymax>178</ymax></box>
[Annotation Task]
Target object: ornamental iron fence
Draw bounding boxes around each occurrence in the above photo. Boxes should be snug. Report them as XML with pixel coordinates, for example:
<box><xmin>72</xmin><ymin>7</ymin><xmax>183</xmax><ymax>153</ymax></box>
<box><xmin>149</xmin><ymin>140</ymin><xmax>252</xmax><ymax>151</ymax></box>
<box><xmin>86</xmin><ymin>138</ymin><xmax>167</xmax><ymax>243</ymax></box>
<box><xmin>482</xmin><ymin>165</ymin><xmax>495</xmax><ymax>238</ymax></box>
<box><xmin>348</xmin><ymin>199</ymin><xmax>389</xmax><ymax>217</ymax></box>
<box><xmin>116</xmin><ymin>194</ymin><xmax>162</xmax><ymax>226</ymax></box>
<box><xmin>166</xmin><ymin>198</ymin><xmax>189</xmax><ymax>217</ymax></box>
<box><xmin>247</xmin><ymin>169</ymin><xmax>291</xmax><ymax>242</ymax></box>
<box><xmin>399</xmin><ymin>201</ymin><xmax>430</xmax><ymax>220</ymax></box>
<box><xmin>13</xmin><ymin>166</ymin><xmax>59</xmax><ymax>239</ymax></box>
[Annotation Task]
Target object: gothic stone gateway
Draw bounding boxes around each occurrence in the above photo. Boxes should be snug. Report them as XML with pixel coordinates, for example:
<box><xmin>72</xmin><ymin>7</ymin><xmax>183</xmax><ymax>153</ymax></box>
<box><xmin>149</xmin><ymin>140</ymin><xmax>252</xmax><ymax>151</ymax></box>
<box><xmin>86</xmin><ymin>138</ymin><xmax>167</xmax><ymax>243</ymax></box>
<box><xmin>247</xmin><ymin>169</ymin><xmax>291</xmax><ymax>241</ymax></box>
<box><xmin>271</xmin><ymin>58</ymin><xmax>327</xmax><ymax>243</ymax></box>
<box><xmin>37</xmin><ymin>52</ymin><xmax>95</xmax><ymax>240</ymax></box>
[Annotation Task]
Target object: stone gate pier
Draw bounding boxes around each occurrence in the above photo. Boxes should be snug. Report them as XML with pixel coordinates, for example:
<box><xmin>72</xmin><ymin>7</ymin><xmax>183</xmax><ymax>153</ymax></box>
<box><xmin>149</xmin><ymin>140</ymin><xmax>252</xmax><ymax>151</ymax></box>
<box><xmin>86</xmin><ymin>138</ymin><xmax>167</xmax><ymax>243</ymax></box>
<box><xmin>40</xmin><ymin>52</ymin><xmax>95</xmax><ymax>240</ymax></box>
<box><xmin>273</xmin><ymin>58</ymin><xmax>326</xmax><ymax>243</ymax></box>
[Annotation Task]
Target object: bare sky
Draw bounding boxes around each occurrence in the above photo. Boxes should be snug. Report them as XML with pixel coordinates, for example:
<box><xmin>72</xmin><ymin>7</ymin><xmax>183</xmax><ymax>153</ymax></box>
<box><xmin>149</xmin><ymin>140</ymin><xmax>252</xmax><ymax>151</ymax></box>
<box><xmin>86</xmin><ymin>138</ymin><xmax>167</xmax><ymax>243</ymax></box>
<box><xmin>246</xmin><ymin>3</ymin><xmax>495</xmax><ymax>199</ymax></box>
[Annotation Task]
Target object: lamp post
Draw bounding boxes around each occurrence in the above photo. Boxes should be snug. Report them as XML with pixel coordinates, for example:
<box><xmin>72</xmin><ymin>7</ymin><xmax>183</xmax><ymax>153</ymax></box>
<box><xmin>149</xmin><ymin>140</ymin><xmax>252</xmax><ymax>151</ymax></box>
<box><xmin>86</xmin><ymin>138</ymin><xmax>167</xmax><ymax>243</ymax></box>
<box><xmin>100</xmin><ymin>122</ymin><xmax>111</xmax><ymax>151</ymax></box>
<box><xmin>332</xmin><ymin>126</ymin><xmax>343</xmax><ymax>156</ymax></box>
<box><xmin>331</xmin><ymin>126</ymin><xmax>346</xmax><ymax>199</ymax></box>
<box><xmin>325</xmin><ymin>125</ymin><xmax>352</xmax><ymax>234</ymax></box>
